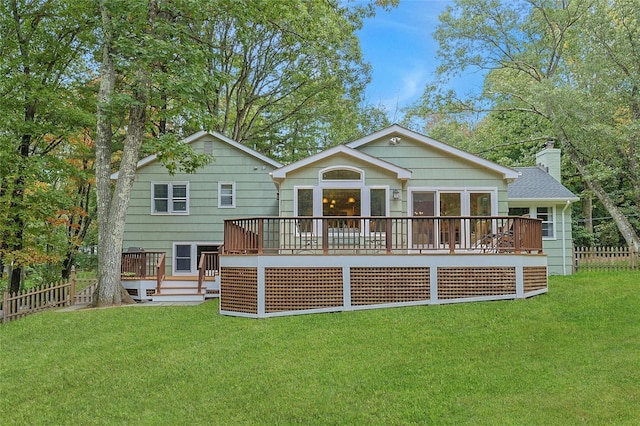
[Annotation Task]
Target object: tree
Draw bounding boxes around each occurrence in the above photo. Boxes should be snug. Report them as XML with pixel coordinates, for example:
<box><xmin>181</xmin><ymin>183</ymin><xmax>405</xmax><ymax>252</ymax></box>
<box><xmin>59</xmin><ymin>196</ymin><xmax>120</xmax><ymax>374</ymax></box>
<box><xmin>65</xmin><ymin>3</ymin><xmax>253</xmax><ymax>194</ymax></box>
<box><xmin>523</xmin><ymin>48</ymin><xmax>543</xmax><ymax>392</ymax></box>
<box><xmin>409</xmin><ymin>0</ymin><xmax>640</xmax><ymax>249</ymax></box>
<box><xmin>159</xmin><ymin>0</ymin><xmax>388</xmax><ymax>162</ymax></box>
<box><xmin>0</xmin><ymin>0</ymin><xmax>95</xmax><ymax>293</ymax></box>
<box><xmin>93</xmin><ymin>0</ymin><xmax>397</xmax><ymax>305</ymax></box>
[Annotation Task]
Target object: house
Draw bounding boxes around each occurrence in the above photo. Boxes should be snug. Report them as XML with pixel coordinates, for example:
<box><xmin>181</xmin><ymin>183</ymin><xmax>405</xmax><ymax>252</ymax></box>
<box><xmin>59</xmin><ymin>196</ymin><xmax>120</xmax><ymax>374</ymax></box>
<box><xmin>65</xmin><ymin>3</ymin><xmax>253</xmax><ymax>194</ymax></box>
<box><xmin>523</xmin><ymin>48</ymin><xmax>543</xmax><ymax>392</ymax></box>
<box><xmin>508</xmin><ymin>142</ymin><xmax>579</xmax><ymax>275</ymax></box>
<box><xmin>113</xmin><ymin>130</ymin><xmax>282</xmax><ymax>301</ymax></box>
<box><xmin>116</xmin><ymin>125</ymin><xmax>577</xmax><ymax>314</ymax></box>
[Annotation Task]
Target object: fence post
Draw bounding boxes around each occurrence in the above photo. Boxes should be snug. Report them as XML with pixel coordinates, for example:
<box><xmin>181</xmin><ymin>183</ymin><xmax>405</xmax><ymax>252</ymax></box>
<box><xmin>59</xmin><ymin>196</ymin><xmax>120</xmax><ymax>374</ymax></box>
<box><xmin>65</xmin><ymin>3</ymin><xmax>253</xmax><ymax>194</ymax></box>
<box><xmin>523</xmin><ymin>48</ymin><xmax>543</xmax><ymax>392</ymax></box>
<box><xmin>2</xmin><ymin>288</ymin><xmax>8</xmax><ymax>324</ymax></box>
<box><xmin>70</xmin><ymin>266</ymin><xmax>76</xmax><ymax>306</ymax></box>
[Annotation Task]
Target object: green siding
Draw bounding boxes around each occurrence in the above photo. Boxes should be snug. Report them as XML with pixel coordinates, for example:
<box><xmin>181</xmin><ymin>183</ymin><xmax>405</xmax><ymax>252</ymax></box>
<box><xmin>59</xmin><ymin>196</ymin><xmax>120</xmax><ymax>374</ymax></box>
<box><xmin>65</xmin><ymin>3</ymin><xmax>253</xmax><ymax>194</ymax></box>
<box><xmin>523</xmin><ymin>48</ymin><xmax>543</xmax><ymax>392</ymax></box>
<box><xmin>279</xmin><ymin>136</ymin><xmax>510</xmax><ymax>217</ymax></box>
<box><xmin>122</xmin><ymin>134</ymin><xmax>279</xmax><ymax>274</ymax></box>
<box><xmin>508</xmin><ymin>201</ymin><xmax>574</xmax><ymax>275</ymax></box>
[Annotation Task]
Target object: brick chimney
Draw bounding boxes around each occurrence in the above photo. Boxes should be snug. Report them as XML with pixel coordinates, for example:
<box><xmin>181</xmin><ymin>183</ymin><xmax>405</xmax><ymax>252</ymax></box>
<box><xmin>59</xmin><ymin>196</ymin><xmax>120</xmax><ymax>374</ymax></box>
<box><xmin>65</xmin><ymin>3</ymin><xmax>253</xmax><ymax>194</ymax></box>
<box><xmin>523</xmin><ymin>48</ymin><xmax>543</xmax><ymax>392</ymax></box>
<box><xmin>536</xmin><ymin>141</ymin><xmax>561</xmax><ymax>182</ymax></box>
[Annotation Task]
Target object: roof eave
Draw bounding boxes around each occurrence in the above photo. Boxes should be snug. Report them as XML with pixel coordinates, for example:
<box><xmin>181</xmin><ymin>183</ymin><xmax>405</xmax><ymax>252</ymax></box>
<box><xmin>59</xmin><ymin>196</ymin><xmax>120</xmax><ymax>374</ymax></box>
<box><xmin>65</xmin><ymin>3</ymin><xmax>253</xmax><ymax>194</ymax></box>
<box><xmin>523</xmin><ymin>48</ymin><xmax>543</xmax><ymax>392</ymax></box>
<box><xmin>347</xmin><ymin>124</ymin><xmax>519</xmax><ymax>180</ymax></box>
<box><xmin>110</xmin><ymin>130</ymin><xmax>282</xmax><ymax>180</ymax></box>
<box><xmin>271</xmin><ymin>144</ymin><xmax>412</xmax><ymax>180</ymax></box>
<box><xmin>508</xmin><ymin>197</ymin><xmax>580</xmax><ymax>203</ymax></box>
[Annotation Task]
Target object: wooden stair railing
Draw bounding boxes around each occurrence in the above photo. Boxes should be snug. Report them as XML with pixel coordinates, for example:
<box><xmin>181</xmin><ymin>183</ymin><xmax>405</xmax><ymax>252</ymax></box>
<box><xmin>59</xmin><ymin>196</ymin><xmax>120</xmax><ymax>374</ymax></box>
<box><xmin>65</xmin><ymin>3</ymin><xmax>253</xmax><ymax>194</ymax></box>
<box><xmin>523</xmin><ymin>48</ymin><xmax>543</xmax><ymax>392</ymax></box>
<box><xmin>156</xmin><ymin>253</ymin><xmax>166</xmax><ymax>295</ymax></box>
<box><xmin>197</xmin><ymin>251</ymin><xmax>219</xmax><ymax>295</ymax></box>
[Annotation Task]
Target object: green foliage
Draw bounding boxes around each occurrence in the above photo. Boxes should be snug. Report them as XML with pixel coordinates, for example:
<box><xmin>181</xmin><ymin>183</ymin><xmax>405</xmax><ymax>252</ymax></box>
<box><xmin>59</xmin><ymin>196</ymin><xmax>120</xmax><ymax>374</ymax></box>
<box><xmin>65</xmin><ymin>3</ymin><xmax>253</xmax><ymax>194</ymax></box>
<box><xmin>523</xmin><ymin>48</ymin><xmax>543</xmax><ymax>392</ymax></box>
<box><xmin>142</xmin><ymin>133</ymin><xmax>213</xmax><ymax>175</ymax></box>
<box><xmin>407</xmin><ymin>0</ymin><xmax>640</xmax><ymax>247</ymax></box>
<box><xmin>169</xmin><ymin>0</ymin><xmax>383</xmax><ymax>162</ymax></box>
<box><xmin>0</xmin><ymin>1</ymin><xmax>97</xmax><ymax>290</ymax></box>
<box><xmin>1</xmin><ymin>273</ymin><xmax>639</xmax><ymax>423</ymax></box>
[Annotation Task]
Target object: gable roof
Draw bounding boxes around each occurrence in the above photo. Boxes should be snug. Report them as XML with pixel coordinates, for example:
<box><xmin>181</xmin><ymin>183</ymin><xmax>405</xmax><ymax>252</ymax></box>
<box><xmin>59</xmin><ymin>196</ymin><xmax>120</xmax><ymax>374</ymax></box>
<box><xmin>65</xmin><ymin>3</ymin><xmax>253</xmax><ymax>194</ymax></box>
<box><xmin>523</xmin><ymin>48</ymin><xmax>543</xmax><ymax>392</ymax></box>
<box><xmin>271</xmin><ymin>144</ymin><xmax>412</xmax><ymax>180</ymax></box>
<box><xmin>508</xmin><ymin>167</ymin><xmax>579</xmax><ymax>202</ymax></box>
<box><xmin>110</xmin><ymin>131</ymin><xmax>282</xmax><ymax>179</ymax></box>
<box><xmin>347</xmin><ymin>124</ymin><xmax>520</xmax><ymax>181</ymax></box>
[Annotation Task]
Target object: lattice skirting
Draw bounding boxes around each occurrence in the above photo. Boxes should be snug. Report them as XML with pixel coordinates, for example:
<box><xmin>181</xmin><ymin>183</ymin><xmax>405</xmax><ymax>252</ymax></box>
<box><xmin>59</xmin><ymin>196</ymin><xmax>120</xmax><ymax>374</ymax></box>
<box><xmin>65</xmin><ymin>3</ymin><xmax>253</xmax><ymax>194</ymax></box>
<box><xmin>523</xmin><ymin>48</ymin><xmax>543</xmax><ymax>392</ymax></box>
<box><xmin>220</xmin><ymin>267</ymin><xmax>258</xmax><ymax>314</ymax></box>
<box><xmin>437</xmin><ymin>267</ymin><xmax>516</xmax><ymax>299</ymax></box>
<box><xmin>265</xmin><ymin>267</ymin><xmax>343</xmax><ymax>312</ymax></box>
<box><xmin>219</xmin><ymin>255</ymin><xmax>549</xmax><ymax>317</ymax></box>
<box><xmin>523</xmin><ymin>266</ymin><xmax>548</xmax><ymax>292</ymax></box>
<box><xmin>350</xmin><ymin>267</ymin><xmax>430</xmax><ymax>305</ymax></box>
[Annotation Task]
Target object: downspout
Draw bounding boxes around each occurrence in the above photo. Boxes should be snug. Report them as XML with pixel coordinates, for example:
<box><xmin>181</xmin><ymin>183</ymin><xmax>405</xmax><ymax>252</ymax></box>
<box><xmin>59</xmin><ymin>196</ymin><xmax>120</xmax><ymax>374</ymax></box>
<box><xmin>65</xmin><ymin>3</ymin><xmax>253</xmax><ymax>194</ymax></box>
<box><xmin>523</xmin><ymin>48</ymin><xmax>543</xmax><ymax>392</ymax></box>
<box><xmin>562</xmin><ymin>200</ymin><xmax>571</xmax><ymax>275</ymax></box>
<box><xmin>270</xmin><ymin>173</ymin><xmax>282</xmax><ymax>216</ymax></box>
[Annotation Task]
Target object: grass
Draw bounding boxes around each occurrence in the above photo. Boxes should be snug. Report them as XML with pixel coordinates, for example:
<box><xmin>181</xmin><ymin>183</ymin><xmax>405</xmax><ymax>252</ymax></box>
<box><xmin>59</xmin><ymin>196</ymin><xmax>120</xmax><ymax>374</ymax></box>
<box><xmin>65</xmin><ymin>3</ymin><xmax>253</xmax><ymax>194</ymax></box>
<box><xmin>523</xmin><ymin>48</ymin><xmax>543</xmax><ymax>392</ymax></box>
<box><xmin>1</xmin><ymin>272</ymin><xmax>639</xmax><ymax>424</ymax></box>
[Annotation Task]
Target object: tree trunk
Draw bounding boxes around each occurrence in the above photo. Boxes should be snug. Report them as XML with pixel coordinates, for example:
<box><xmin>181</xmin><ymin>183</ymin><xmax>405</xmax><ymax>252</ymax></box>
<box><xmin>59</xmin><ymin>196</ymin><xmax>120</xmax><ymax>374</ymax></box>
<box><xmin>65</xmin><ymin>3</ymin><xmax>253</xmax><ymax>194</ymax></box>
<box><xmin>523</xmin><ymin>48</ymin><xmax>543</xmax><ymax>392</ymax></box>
<box><xmin>563</xmin><ymin>140</ymin><xmax>640</xmax><ymax>251</ymax></box>
<box><xmin>94</xmin><ymin>0</ymin><xmax>153</xmax><ymax>306</ymax></box>
<box><xmin>582</xmin><ymin>195</ymin><xmax>593</xmax><ymax>236</ymax></box>
<box><xmin>94</xmin><ymin>1</ymin><xmax>134</xmax><ymax>306</ymax></box>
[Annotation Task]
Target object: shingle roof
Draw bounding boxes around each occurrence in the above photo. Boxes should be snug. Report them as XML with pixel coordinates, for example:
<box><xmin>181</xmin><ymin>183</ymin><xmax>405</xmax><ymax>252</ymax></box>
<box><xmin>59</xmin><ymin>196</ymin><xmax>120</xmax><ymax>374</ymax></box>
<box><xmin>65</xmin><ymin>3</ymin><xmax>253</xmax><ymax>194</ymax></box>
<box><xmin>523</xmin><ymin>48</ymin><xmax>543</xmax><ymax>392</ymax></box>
<box><xmin>508</xmin><ymin>167</ymin><xmax>578</xmax><ymax>201</ymax></box>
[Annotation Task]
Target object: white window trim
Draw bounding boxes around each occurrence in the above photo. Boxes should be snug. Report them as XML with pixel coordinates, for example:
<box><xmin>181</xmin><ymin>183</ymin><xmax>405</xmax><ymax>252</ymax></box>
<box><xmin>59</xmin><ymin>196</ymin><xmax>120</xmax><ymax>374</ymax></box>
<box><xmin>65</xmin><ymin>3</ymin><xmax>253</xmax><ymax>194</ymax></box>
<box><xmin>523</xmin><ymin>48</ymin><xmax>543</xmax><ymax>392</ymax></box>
<box><xmin>218</xmin><ymin>182</ymin><xmax>236</xmax><ymax>208</ymax></box>
<box><xmin>407</xmin><ymin>187</ymin><xmax>499</xmax><ymax>216</ymax></box>
<box><xmin>368</xmin><ymin>186</ymin><xmax>390</xmax><ymax>216</ymax></box>
<box><xmin>151</xmin><ymin>182</ymin><xmax>189</xmax><ymax>215</ymax></box>
<box><xmin>537</xmin><ymin>206</ymin><xmax>556</xmax><ymax>240</ymax></box>
<box><xmin>294</xmin><ymin>186</ymin><xmax>317</xmax><ymax>235</ymax></box>
<box><xmin>508</xmin><ymin>205</ymin><xmax>557</xmax><ymax>240</ymax></box>
<box><xmin>172</xmin><ymin>242</ymin><xmax>222</xmax><ymax>275</ymax></box>
<box><xmin>319</xmin><ymin>166</ymin><xmax>364</xmax><ymax>186</ymax></box>
<box><xmin>173</xmin><ymin>243</ymin><xmax>194</xmax><ymax>275</ymax></box>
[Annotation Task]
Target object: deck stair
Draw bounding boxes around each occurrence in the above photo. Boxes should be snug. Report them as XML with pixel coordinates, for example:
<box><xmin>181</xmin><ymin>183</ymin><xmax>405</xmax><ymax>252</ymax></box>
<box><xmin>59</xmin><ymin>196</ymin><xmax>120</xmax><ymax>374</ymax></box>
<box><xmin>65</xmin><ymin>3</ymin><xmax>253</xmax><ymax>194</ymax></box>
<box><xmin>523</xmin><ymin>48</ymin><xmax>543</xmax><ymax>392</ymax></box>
<box><xmin>151</xmin><ymin>278</ymin><xmax>206</xmax><ymax>302</ymax></box>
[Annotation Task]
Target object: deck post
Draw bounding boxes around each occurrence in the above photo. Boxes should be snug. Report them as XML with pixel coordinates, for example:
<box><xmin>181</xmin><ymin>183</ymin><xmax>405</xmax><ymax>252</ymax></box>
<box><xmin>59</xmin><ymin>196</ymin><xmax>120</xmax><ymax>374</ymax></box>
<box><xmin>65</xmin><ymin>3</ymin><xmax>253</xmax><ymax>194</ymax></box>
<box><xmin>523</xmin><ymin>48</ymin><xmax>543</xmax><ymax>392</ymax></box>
<box><xmin>514</xmin><ymin>217</ymin><xmax>522</xmax><ymax>254</ymax></box>
<box><xmin>257</xmin><ymin>265</ymin><xmax>265</xmax><ymax>317</ymax></box>
<box><xmin>448</xmin><ymin>218</ymin><xmax>455</xmax><ymax>254</ymax></box>
<box><xmin>2</xmin><ymin>288</ymin><xmax>8</xmax><ymax>323</ymax></box>
<box><xmin>257</xmin><ymin>219</ymin><xmax>264</xmax><ymax>255</ymax></box>
<box><xmin>430</xmin><ymin>267</ymin><xmax>438</xmax><ymax>303</ymax></box>
<box><xmin>322</xmin><ymin>218</ymin><xmax>329</xmax><ymax>254</ymax></box>
<box><xmin>343</xmin><ymin>266</ymin><xmax>351</xmax><ymax>310</ymax></box>
<box><xmin>515</xmin><ymin>266</ymin><xmax>524</xmax><ymax>298</ymax></box>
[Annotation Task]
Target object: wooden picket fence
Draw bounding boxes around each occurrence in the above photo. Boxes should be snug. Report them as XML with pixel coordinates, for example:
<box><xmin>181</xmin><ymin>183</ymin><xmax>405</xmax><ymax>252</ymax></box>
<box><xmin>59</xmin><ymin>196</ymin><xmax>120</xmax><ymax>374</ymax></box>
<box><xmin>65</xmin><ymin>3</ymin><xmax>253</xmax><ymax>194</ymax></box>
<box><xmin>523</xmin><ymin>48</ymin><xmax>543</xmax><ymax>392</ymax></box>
<box><xmin>1</xmin><ymin>268</ymin><xmax>98</xmax><ymax>324</ymax></box>
<box><xmin>574</xmin><ymin>246</ymin><xmax>639</xmax><ymax>272</ymax></box>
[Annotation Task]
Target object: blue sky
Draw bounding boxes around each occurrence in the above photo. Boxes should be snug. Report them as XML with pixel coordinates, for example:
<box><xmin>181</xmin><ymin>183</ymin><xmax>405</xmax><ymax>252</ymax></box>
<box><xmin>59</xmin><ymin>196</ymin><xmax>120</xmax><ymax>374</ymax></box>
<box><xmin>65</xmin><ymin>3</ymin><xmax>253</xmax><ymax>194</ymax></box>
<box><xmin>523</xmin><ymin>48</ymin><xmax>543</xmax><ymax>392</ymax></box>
<box><xmin>356</xmin><ymin>0</ymin><xmax>483</xmax><ymax>119</ymax></box>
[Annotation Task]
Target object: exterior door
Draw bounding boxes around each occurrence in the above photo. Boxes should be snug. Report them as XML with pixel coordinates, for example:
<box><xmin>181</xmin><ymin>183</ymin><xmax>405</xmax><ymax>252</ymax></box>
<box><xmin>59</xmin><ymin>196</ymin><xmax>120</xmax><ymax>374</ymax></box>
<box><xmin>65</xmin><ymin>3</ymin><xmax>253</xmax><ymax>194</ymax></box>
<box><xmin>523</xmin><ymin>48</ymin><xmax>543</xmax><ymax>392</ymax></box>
<box><xmin>439</xmin><ymin>192</ymin><xmax>461</xmax><ymax>247</ymax></box>
<box><xmin>411</xmin><ymin>192</ymin><xmax>435</xmax><ymax>248</ymax></box>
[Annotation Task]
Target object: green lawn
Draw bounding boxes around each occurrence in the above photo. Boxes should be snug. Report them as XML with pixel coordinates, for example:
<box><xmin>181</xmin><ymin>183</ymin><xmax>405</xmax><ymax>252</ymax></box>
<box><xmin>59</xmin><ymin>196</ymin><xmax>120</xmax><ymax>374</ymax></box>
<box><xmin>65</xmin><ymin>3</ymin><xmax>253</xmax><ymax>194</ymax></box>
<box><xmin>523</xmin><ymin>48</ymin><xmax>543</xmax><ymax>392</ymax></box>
<box><xmin>1</xmin><ymin>272</ymin><xmax>639</xmax><ymax>424</ymax></box>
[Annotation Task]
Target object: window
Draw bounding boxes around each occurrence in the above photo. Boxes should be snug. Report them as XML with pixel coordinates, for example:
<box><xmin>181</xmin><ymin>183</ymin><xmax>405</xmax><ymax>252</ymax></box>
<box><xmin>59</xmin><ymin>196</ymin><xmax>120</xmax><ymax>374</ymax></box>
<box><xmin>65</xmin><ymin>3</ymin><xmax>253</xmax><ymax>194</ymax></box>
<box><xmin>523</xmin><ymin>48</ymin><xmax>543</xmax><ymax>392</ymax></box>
<box><xmin>173</xmin><ymin>243</ymin><xmax>221</xmax><ymax>274</ymax></box>
<box><xmin>322</xmin><ymin>189</ymin><xmax>361</xmax><ymax>217</ymax></box>
<box><xmin>537</xmin><ymin>207</ymin><xmax>554</xmax><ymax>238</ymax></box>
<box><xmin>470</xmin><ymin>193</ymin><xmax>492</xmax><ymax>216</ymax></box>
<box><xmin>175</xmin><ymin>244</ymin><xmax>192</xmax><ymax>272</ymax></box>
<box><xmin>152</xmin><ymin>182</ymin><xmax>188</xmax><ymax>214</ymax></box>
<box><xmin>321</xmin><ymin>167</ymin><xmax>362</xmax><ymax>181</ymax></box>
<box><xmin>370</xmin><ymin>188</ymin><xmax>386</xmax><ymax>216</ymax></box>
<box><xmin>370</xmin><ymin>188</ymin><xmax>387</xmax><ymax>233</ymax></box>
<box><xmin>509</xmin><ymin>207</ymin><xmax>530</xmax><ymax>217</ymax></box>
<box><xmin>509</xmin><ymin>206</ymin><xmax>555</xmax><ymax>239</ymax></box>
<box><xmin>297</xmin><ymin>188</ymin><xmax>313</xmax><ymax>216</ymax></box>
<box><xmin>218</xmin><ymin>182</ymin><xmax>235</xmax><ymax>208</ymax></box>
<box><xmin>297</xmin><ymin>188</ymin><xmax>314</xmax><ymax>233</ymax></box>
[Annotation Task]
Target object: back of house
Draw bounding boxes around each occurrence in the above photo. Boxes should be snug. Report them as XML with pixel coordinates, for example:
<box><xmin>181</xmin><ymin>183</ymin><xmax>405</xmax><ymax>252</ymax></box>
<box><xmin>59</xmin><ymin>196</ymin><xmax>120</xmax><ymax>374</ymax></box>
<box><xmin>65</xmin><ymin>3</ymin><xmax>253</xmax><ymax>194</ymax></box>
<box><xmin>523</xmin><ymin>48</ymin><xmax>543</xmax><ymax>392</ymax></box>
<box><xmin>116</xmin><ymin>131</ymin><xmax>281</xmax><ymax>277</ymax></box>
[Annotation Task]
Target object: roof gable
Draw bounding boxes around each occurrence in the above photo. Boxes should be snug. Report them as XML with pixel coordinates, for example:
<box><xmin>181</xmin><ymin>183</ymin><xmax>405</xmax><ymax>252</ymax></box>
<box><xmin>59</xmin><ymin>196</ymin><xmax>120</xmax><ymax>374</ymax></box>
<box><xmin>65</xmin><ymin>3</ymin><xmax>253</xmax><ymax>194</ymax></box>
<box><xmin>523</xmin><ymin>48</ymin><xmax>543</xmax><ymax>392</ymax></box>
<box><xmin>271</xmin><ymin>144</ymin><xmax>412</xmax><ymax>180</ymax></box>
<box><xmin>111</xmin><ymin>131</ymin><xmax>282</xmax><ymax>179</ymax></box>
<box><xmin>347</xmin><ymin>124</ymin><xmax>520</xmax><ymax>180</ymax></box>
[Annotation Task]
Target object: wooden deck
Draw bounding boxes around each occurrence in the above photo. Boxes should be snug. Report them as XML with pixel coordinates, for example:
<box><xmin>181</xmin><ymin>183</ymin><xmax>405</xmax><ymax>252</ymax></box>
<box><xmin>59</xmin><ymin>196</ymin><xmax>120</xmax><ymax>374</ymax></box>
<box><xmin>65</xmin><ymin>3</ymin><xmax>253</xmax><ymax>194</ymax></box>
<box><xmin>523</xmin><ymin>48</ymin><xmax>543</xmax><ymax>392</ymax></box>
<box><xmin>219</xmin><ymin>216</ymin><xmax>547</xmax><ymax>318</ymax></box>
<box><xmin>121</xmin><ymin>251</ymin><xmax>219</xmax><ymax>302</ymax></box>
<box><xmin>223</xmin><ymin>216</ymin><xmax>543</xmax><ymax>255</ymax></box>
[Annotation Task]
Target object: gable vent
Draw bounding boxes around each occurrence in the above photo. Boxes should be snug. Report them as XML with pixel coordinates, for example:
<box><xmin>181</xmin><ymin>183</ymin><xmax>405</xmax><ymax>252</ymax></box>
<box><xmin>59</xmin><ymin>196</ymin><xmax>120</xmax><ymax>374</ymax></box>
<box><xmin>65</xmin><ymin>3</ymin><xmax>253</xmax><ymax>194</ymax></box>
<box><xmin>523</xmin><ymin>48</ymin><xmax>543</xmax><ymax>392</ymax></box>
<box><xmin>203</xmin><ymin>141</ymin><xmax>213</xmax><ymax>154</ymax></box>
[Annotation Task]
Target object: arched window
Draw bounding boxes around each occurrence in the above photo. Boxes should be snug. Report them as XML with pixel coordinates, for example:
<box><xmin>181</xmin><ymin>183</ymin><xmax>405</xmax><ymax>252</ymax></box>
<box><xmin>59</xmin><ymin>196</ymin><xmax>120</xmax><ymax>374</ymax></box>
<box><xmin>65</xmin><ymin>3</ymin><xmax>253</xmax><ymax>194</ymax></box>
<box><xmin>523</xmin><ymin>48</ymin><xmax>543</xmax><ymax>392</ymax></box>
<box><xmin>320</xmin><ymin>167</ymin><xmax>363</xmax><ymax>182</ymax></box>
